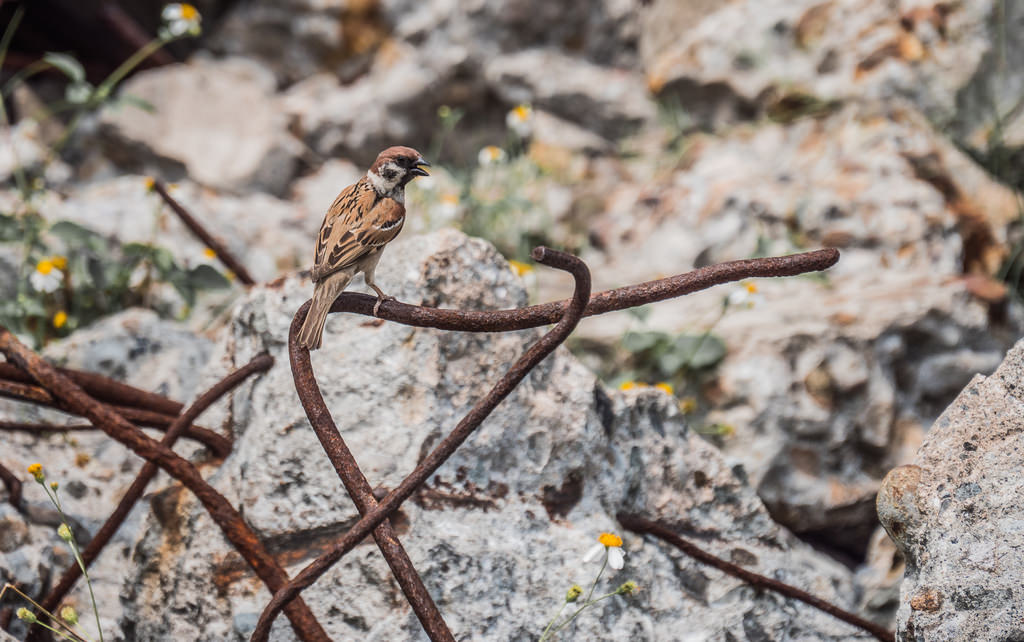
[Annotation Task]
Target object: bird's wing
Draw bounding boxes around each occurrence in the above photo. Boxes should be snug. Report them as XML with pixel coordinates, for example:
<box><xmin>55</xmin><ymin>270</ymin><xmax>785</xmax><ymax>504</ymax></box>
<box><xmin>311</xmin><ymin>182</ymin><xmax>405</xmax><ymax>282</ymax></box>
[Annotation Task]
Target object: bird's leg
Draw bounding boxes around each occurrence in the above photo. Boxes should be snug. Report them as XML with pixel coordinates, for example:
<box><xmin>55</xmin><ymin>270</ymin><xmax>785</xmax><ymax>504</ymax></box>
<box><xmin>367</xmin><ymin>281</ymin><xmax>395</xmax><ymax>317</ymax></box>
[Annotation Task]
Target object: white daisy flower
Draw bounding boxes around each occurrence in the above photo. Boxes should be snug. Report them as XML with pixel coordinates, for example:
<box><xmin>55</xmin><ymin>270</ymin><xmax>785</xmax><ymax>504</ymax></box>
<box><xmin>160</xmin><ymin>3</ymin><xmax>202</xmax><ymax>38</ymax></box>
<box><xmin>29</xmin><ymin>258</ymin><xmax>65</xmax><ymax>293</ymax></box>
<box><xmin>583</xmin><ymin>532</ymin><xmax>626</xmax><ymax>570</ymax></box>
<box><xmin>727</xmin><ymin>281</ymin><xmax>764</xmax><ymax>309</ymax></box>
<box><xmin>477</xmin><ymin>145</ymin><xmax>506</xmax><ymax>166</ymax></box>
<box><xmin>505</xmin><ymin>103</ymin><xmax>534</xmax><ymax>139</ymax></box>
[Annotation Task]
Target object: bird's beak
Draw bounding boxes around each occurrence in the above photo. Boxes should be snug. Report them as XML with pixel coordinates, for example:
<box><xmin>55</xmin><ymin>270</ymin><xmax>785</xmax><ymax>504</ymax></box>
<box><xmin>411</xmin><ymin>157</ymin><xmax>430</xmax><ymax>177</ymax></box>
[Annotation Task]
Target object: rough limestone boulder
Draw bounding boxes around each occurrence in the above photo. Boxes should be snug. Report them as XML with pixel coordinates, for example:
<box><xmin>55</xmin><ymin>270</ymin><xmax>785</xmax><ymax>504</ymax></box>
<box><xmin>877</xmin><ymin>338</ymin><xmax>1024</xmax><ymax>641</ymax></box>
<box><xmin>0</xmin><ymin>309</ymin><xmax>213</xmax><ymax>640</ymax></box>
<box><xmin>122</xmin><ymin>230</ymin><xmax>872</xmax><ymax>640</ymax></box>
<box><xmin>98</xmin><ymin>57</ymin><xmax>301</xmax><ymax>195</ymax></box>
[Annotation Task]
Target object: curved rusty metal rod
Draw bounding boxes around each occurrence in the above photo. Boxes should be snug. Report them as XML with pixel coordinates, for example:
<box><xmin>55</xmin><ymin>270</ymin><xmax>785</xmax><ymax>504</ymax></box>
<box><xmin>289</xmin><ymin>314</ymin><xmax>453</xmax><ymax>638</ymax></box>
<box><xmin>152</xmin><ymin>180</ymin><xmax>257</xmax><ymax>286</ymax></box>
<box><xmin>0</xmin><ymin>461</ymin><xmax>22</xmax><ymax>509</ymax></box>
<box><xmin>330</xmin><ymin>248</ymin><xmax>839</xmax><ymax>332</ymax></box>
<box><xmin>0</xmin><ymin>388</ymin><xmax>231</xmax><ymax>457</ymax></box>
<box><xmin>33</xmin><ymin>354</ymin><xmax>274</xmax><ymax>623</ymax></box>
<box><xmin>0</xmin><ymin>419</ymin><xmax>230</xmax><ymax>458</ymax></box>
<box><xmin>0</xmin><ymin>328</ymin><xmax>329</xmax><ymax>642</ymax></box>
<box><xmin>0</xmin><ymin>362</ymin><xmax>186</xmax><ymax>416</ymax></box>
<box><xmin>617</xmin><ymin>514</ymin><xmax>894</xmax><ymax>642</ymax></box>
<box><xmin>252</xmin><ymin>246</ymin><xmax>592</xmax><ymax>642</ymax></box>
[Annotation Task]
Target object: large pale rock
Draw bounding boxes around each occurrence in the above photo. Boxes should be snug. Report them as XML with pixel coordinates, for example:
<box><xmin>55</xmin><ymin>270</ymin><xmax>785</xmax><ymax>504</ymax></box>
<box><xmin>485</xmin><ymin>49</ymin><xmax>657</xmax><ymax>140</ymax></box>
<box><xmin>641</xmin><ymin>0</ymin><xmax>1024</xmax><ymax>170</ymax></box>
<box><xmin>122</xmin><ymin>230</ymin><xmax>872</xmax><ymax>640</ymax></box>
<box><xmin>565</xmin><ymin>102</ymin><xmax>1022</xmax><ymax>560</ymax></box>
<box><xmin>0</xmin><ymin>308</ymin><xmax>216</xmax><ymax>641</ymax></box>
<box><xmin>878</xmin><ymin>339</ymin><xmax>1024</xmax><ymax>641</ymax></box>
<box><xmin>99</xmin><ymin>57</ymin><xmax>300</xmax><ymax>194</ymax></box>
<box><xmin>42</xmin><ymin>176</ymin><xmax>315</xmax><ymax>283</ymax></box>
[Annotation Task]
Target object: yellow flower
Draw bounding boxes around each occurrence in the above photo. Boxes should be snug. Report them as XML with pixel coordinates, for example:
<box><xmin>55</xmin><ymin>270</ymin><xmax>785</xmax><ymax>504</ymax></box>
<box><xmin>203</xmin><ymin>247</ymin><xmax>217</xmax><ymax>259</ymax></box>
<box><xmin>50</xmin><ymin>481</ymin><xmax>59</xmax><ymax>490</ymax></box>
<box><xmin>16</xmin><ymin>608</ymin><xmax>36</xmax><ymax>624</ymax></box>
<box><xmin>161</xmin><ymin>3</ymin><xmax>202</xmax><ymax>37</ymax></box>
<box><xmin>59</xmin><ymin>605</ymin><xmax>78</xmax><ymax>626</ymax></box>
<box><xmin>51</xmin><ymin>256</ymin><xmax>68</xmax><ymax>270</ymax></box>
<box><xmin>617</xmin><ymin>580</ymin><xmax>638</xmax><ymax>596</ymax></box>
<box><xmin>679</xmin><ymin>396</ymin><xmax>698</xmax><ymax>414</ymax></box>
<box><xmin>144</xmin><ymin>176</ymin><xmax>156</xmax><ymax>191</ymax></box>
<box><xmin>53</xmin><ymin>310</ymin><xmax>68</xmax><ymax>329</ymax></box>
<box><xmin>57</xmin><ymin>523</ymin><xmax>72</xmax><ymax>542</ymax></box>
<box><xmin>36</xmin><ymin>259</ymin><xmax>54</xmax><ymax>275</ymax></box>
<box><xmin>27</xmin><ymin>463</ymin><xmax>44</xmax><ymax>482</ymax></box>
<box><xmin>654</xmin><ymin>382</ymin><xmax>674</xmax><ymax>395</ymax></box>
<box><xmin>619</xmin><ymin>381</ymin><xmax>637</xmax><ymax>391</ymax></box>
<box><xmin>506</xmin><ymin>103</ymin><xmax>534</xmax><ymax>138</ymax></box>
<box><xmin>508</xmin><ymin>260</ymin><xmax>533</xmax><ymax>277</ymax></box>
<box><xmin>598</xmin><ymin>532</ymin><xmax>623</xmax><ymax>547</ymax></box>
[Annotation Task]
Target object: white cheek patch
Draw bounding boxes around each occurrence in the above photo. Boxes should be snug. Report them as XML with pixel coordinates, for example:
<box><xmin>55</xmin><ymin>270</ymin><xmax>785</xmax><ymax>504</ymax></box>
<box><xmin>367</xmin><ymin>161</ymin><xmax>406</xmax><ymax>198</ymax></box>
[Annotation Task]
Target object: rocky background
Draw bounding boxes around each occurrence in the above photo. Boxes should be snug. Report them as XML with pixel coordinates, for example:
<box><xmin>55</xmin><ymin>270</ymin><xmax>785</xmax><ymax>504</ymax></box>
<box><xmin>1</xmin><ymin>0</ymin><xmax>1023</xmax><ymax>640</ymax></box>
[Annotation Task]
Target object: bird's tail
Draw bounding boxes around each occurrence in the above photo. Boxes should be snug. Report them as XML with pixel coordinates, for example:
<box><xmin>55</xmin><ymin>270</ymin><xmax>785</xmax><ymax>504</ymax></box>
<box><xmin>297</xmin><ymin>272</ymin><xmax>352</xmax><ymax>350</ymax></box>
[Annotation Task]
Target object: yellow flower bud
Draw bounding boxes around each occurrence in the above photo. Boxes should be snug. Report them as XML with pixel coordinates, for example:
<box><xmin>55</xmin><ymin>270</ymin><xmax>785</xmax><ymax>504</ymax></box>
<box><xmin>57</xmin><ymin>523</ymin><xmax>73</xmax><ymax>542</ymax></box>
<box><xmin>60</xmin><ymin>605</ymin><xmax>79</xmax><ymax>625</ymax></box>
<box><xmin>565</xmin><ymin>585</ymin><xmax>583</xmax><ymax>603</ymax></box>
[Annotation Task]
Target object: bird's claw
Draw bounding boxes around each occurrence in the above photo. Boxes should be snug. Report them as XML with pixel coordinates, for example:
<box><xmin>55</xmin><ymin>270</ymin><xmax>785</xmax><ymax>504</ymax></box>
<box><xmin>373</xmin><ymin>295</ymin><xmax>396</xmax><ymax>317</ymax></box>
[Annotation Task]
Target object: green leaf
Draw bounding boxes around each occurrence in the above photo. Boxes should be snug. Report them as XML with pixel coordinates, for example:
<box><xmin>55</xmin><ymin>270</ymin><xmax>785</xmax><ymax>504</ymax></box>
<box><xmin>111</xmin><ymin>93</ymin><xmax>156</xmax><ymax>112</ymax></box>
<box><xmin>49</xmin><ymin>220</ymin><xmax>106</xmax><ymax>250</ymax></box>
<box><xmin>672</xmin><ymin>333</ymin><xmax>727</xmax><ymax>371</ymax></box>
<box><xmin>188</xmin><ymin>264</ymin><xmax>230</xmax><ymax>290</ymax></box>
<box><xmin>621</xmin><ymin>330</ymin><xmax>668</xmax><ymax>354</ymax></box>
<box><xmin>42</xmin><ymin>52</ymin><xmax>85</xmax><ymax>83</ymax></box>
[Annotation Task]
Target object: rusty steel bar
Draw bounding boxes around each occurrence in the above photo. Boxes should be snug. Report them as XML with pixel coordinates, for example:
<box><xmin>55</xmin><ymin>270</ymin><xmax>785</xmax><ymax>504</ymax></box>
<box><xmin>33</xmin><ymin>354</ymin><xmax>274</xmax><ymax>623</ymax></box>
<box><xmin>251</xmin><ymin>246</ymin><xmax>592</xmax><ymax>642</ymax></box>
<box><xmin>0</xmin><ymin>362</ymin><xmax>186</xmax><ymax>416</ymax></box>
<box><xmin>0</xmin><ymin>460</ymin><xmax>22</xmax><ymax>509</ymax></box>
<box><xmin>0</xmin><ymin>328</ymin><xmax>328</xmax><ymax>642</ymax></box>
<box><xmin>330</xmin><ymin>248</ymin><xmax>839</xmax><ymax>332</ymax></box>
<box><xmin>0</xmin><ymin>388</ymin><xmax>230</xmax><ymax>457</ymax></box>
<box><xmin>290</xmin><ymin>312</ymin><xmax>453</xmax><ymax>638</ymax></box>
<box><xmin>617</xmin><ymin>513</ymin><xmax>894</xmax><ymax>642</ymax></box>
<box><xmin>0</xmin><ymin>419</ymin><xmax>230</xmax><ymax>458</ymax></box>
<box><xmin>152</xmin><ymin>181</ymin><xmax>257</xmax><ymax>286</ymax></box>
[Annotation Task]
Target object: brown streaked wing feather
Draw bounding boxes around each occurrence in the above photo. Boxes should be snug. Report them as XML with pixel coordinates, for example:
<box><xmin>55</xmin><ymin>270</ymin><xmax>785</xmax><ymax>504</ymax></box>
<box><xmin>312</xmin><ymin>184</ymin><xmax>406</xmax><ymax>282</ymax></box>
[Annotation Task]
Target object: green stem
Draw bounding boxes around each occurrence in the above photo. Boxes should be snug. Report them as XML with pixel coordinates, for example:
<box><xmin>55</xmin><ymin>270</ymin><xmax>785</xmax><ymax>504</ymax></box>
<box><xmin>549</xmin><ymin>591</ymin><xmax>621</xmax><ymax>637</ymax></box>
<box><xmin>584</xmin><ymin>552</ymin><xmax>608</xmax><ymax>604</ymax></box>
<box><xmin>93</xmin><ymin>37</ymin><xmax>170</xmax><ymax>103</ymax></box>
<box><xmin>538</xmin><ymin>601</ymin><xmax>567</xmax><ymax>642</ymax></box>
<box><xmin>43</xmin><ymin>485</ymin><xmax>102</xmax><ymax>642</ymax></box>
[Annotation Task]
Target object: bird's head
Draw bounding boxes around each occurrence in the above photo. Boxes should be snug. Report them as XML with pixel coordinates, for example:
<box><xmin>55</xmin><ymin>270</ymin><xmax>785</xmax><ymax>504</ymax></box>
<box><xmin>366</xmin><ymin>146</ymin><xmax>430</xmax><ymax>197</ymax></box>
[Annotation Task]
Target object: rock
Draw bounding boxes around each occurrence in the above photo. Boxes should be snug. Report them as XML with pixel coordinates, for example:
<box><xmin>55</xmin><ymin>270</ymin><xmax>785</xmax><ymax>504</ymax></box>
<box><xmin>289</xmin><ymin>159</ymin><xmax>362</xmax><ymax>223</ymax></box>
<box><xmin>43</xmin><ymin>175</ymin><xmax>313</xmax><ymax>283</ymax></box>
<box><xmin>98</xmin><ymin>57</ymin><xmax>300</xmax><ymax>195</ymax></box>
<box><xmin>122</xmin><ymin>230</ymin><xmax>871</xmax><ymax>640</ymax></box>
<box><xmin>562</xmin><ymin>101</ymin><xmax>1023</xmax><ymax>559</ymax></box>
<box><xmin>485</xmin><ymin>49</ymin><xmax>657</xmax><ymax>140</ymax></box>
<box><xmin>878</xmin><ymin>339</ymin><xmax>1024</xmax><ymax>641</ymax></box>
<box><xmin>641</xmin><ymin>0</ymin><xmax>1008</xmax><ymax>145</ymax></box>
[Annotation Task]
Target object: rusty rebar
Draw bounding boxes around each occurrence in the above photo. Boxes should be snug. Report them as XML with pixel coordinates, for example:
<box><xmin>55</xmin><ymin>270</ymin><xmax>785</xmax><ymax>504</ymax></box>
<box><xmin>617</xmin><ymin>513</ymin><xmax>894</xmax><ymax>642</ymax></box>
<box><xmin>0</xmin><ymin>387</ymin><xmax>230</xmax><ymax>457</ymax></box>
<box><xmin>290</xmin><ymin>312</ymin><xmax>453</xmax><ymax>639</ymax></box>
<box><xmin>0</xmin><ymin>420</ymin><xmax>230</xmax><ymax>458</ymax></box>
<box><xmin>330</xmin><ymin>248</ymin><xmax>839</xmax><ymax>331</ymax></box>
<box><xmin>0</xmin><ymin>461</ymin><xmax>22</xmax><ymax>509</ymax></box>
<box><xmin>34</xmin><ymin>354</ymin><xmax>274</xmax><ymax>621</ymax></box>
<box><xmin>152</xmin><ymin>181</ymin><xmax>257</xmax><ymax>286</ymax></box>
<box><xmin>0</xmin><ymin>328</ymin><xmax>328</xmax><ymax>642</ymax></box>
<box><xmin>252</xmin><ymin>246</ymin><xmax>592</xmax><ymax>641</ymax></box>
<box><xmin>0</xmin><ymin>362</ymin><xmax>187</xmax><ymax>416</ymax></box>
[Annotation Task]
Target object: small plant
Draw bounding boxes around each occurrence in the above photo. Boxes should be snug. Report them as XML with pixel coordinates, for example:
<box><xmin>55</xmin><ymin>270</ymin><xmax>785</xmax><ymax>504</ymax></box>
<box><xmin>0</xmin><ymin>464</ymin><xmax>103</xmax><ymax>642</ymax></box>
<box><xmin>539</xmin><ymin>532</ymin><xmax>639</xmax><ymax>640</ymax></box>
<box><xmin>0</xmin><ymin>5</ymin><xmax>231</xmax><ymax>346</ymax></box>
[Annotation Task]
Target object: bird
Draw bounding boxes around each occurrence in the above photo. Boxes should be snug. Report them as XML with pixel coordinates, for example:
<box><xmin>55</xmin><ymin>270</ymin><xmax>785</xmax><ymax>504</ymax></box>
<box><xmin>297</xmin><ymin>146</ymin><xmax>430</xmax><ymax>350</ymax></box>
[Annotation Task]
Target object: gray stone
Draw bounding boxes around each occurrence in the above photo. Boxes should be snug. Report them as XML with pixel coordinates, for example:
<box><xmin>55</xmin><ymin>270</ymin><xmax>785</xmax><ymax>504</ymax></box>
<box><xmin>99</xmin><ymin>57</ymin><xmax>301</xmax><ymax>195</ymax></box>
<box><xmin>121</xmin><ymin>230</ymin><xmax>870</xmax><ymax>641</ymax></box>
<box><xmin>485</xmin><ymin>49</ymin><xmax>657</xmax><ymax>140</ymax></box>
<box><xmin>878</xmin><ymin>339</ymin><xmax>1024</xmax><ymax>641</ymax></box>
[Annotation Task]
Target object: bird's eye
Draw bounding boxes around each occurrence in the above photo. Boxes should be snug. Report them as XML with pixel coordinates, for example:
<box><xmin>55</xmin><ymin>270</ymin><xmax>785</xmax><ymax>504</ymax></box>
<box><xmin>382</xmin><ymin>168</ymin><xmax>397</xmax><ymax>180</ymax></box>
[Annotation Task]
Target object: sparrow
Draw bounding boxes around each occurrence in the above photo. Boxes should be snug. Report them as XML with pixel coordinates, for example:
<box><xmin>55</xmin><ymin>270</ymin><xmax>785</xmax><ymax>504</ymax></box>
<box><xmin>297</xmin><ymin>146</ymin><xmax>430</xmax><ymax>350</ymax></box>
